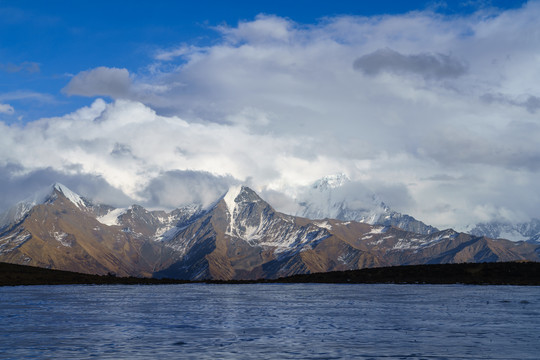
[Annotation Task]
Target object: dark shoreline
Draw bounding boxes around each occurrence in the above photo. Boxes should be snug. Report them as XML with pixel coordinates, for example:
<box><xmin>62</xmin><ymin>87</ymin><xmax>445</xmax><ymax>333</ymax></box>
<box><xmin>1</xmin><ymin>261</ymin><xmax>539</xmax><ymax>286</ymax></box>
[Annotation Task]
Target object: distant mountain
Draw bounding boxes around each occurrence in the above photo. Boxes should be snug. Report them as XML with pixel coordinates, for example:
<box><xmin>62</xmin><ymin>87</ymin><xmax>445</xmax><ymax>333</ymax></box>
<box><xmin>294</xmin><ymin>174</ymin><xmax>438</xmax><ymax>235</ymax></box>
<box><xmin>1</xmin><ymin>183</ymin><xmax>538</xmax><ymax>280</ymax></box>
<box><xmin>157</xmin><ymin>186</ymin><xmax>539</xmax><ymax>279</ymax></box>
<box><xmin>467</xmin><ymin>219</ymin><xmax>540</xmax><ymax>243</ymax></box>
<box><xmin>0</xmin><ymin>183</ymin><xmax>196</xmax><ymax>276</ymax></box>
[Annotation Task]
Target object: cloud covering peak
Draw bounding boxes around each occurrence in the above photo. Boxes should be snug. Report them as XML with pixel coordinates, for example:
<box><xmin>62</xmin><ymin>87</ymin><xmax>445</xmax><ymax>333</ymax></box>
<box><xmin>2</xmin><ymin>3</ymin><xmax>540</xmax><ymax>231</ymax></box>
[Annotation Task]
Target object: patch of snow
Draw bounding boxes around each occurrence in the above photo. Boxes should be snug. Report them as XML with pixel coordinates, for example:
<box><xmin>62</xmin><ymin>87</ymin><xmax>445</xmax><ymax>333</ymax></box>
<box><xmin>391</xmin><ymin>232</ymin><xmax>456</xmax><ymax>251</ymax></box>
<box><xmin>315</xmin><ymin>221</ymin><xmax>332</xmax><ymax>230</ymax></box>
<box><xmin>368</xmin><ymin>238</ymin><xmax>385</xmax><ymax>246</ymax></box>
<box><xmin>97</xmin><ymin>208</ymin><xmax>127</xmax><ymax>226</ymax></box>
<box><xmin>52</xmin><ymin>231</ymin><xmax>71</xmax><ymax>247</ymax></box>
<box><xmin>155</xmin><ymin>226</ymin><xmax>182</xmax><ymax>242</ymax></box>
<box><xmin>392</xmin><ymin>238</ymin><xmax>420</xmax><ymax>250</ymax></box>
<box><xmin>224</xmin><ymin>186</ymin><xmax>242</xmax><ymax>216</ymax></box>
<box><xmin>368</xmin><ymin>226</ymin><xmax>387</xmax><ymax>234</ymax></box>
<box><xmin>0</xmin><ymin>231</ymin><xmax>31</xmax><ymax>254</ymax></box>
<box><xmin>223</xmin><ymin>185</ymin><xmax>242</xmax><ymax>236</ymax></box>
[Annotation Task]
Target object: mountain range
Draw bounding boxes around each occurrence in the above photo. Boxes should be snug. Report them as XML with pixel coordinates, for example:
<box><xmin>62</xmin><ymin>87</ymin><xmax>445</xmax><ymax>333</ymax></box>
<box><xmin>466</xmin><ymin>220</ymin><xmax>540</xmax><ymax>243</ymax></box>
<box><xmin>0</xmin><ymin>182</ymin><xmax>538</xmax><ymax>280</ymax></box>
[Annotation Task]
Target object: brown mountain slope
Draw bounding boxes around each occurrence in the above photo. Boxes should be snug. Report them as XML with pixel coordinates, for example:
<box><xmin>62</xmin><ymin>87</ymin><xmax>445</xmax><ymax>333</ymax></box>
<box><xmin>154</xmin><ymin>187</ymin><xmax>540</xmax><ymax>280</ymax></box>
<box><xmin>0</xmin><ymin>188</ymin><xmax>167</xmax><ymax>276</ymax></box>
<box><xmin>1</xmin><ymin>184</ymin><xmax>539</xmax><ymax>280</ymax></box>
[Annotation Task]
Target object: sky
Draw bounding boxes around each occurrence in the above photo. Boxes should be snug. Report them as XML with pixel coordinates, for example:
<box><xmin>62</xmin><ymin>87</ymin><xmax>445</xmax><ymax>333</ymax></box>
<box><xmin>0</xmin><ymin>0</ymin><xmax>538</xmax><ymax>230</ymax></box>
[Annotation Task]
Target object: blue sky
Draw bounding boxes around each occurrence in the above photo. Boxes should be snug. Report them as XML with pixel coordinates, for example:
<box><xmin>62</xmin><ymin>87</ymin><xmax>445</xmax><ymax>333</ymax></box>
<box><xmin>0</xmin><ymin>0</ymin><xmax>538</xmax><ymax>232</ymax></box>
<box><xmin>0</xmin><ymin>0</ymin><xmax>528</xmax><ymax>121</ymax></box>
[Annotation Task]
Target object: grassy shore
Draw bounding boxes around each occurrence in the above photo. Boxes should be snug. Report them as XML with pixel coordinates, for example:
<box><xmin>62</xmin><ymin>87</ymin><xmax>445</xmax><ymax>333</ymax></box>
<box><xmin>1</xmin><ymin>261</ymin><xmax>539</xmax><ymax>286</ymax></box>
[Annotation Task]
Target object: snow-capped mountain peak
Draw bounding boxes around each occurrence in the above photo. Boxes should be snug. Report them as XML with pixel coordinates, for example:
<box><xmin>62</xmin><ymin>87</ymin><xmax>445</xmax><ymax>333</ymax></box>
<box><xmin>294</xmin><ymin>175</ymin><xmax>438</xmax><ymax>235</ymax></box>
<box><xmin>312</xmin><ymin>173</ymin><xmax>351</xmax><ymax>191</ymax></box>
<box><xmin>0</xmin><ymin>183</ymin><xmax>88</xmax><ymax>229</ymax></box>
<box><xmin>52</xmin><ymin>183</ymin><xmax>86</xmax><ymax>209</ymax></box>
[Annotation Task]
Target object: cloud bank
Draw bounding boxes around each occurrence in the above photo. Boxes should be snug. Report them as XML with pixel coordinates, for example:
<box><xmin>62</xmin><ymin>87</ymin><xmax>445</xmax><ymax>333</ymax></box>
<box><xmin>3</xmin><ymin>4</ymin><xmax>540</xmax><ymax>230</ymax></box>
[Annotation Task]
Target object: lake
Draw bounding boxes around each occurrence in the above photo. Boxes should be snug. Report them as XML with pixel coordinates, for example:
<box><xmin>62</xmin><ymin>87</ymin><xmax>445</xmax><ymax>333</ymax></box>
<box><xmin>0</xmin><ymin>284</ymin><xmax>539</xmax><ymax>359</ymax></box>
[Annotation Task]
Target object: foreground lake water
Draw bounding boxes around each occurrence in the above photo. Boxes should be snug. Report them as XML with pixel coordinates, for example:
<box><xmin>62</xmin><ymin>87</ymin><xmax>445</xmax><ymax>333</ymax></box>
<box><xmin>0</xmin><ymin>283</ymin><xmax>539</xmax><ymax>359</ymax></box>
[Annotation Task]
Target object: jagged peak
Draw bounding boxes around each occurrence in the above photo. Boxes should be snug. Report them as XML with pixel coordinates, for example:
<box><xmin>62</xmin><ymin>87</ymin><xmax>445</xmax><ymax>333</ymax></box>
<box><xmin>222</xmin><ymin>185</ymin><xmax>262</xmax><ymax>215</ymax></box>
<box><xmin>51</xmin><ymin>182</ymin><xmax>86</xmax><ymax>209</ymax></box>
<box><xmin>0</xmin><ymin>182</ymin><xmax>86</xmax><ymax>228</ymax></box>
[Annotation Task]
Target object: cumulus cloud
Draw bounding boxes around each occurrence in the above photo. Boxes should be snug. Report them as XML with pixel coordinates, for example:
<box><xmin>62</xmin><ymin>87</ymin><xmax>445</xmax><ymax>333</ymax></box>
<box><xmin>63</xmin><ymin>67</ymin><xmax>132</xmax><ymax>98</ymax></box>
<box><xmin>0</xmin><ymin>98</ymin><xmax>321</xmax><ymax>207</ymax></box>
<box><xmin>3</xmin><ymin>2</ymin><xmax>540</xmax><ymax>230</ymax></box>
<box><xmin>353</xmin><ymin>48</ymin><xmax>468</xmax><ymax>80</ymax></box>
<box><xmin>0</xmin><ymin>103</ymin><xmax>14</xmax><ymax>114</ymax></box>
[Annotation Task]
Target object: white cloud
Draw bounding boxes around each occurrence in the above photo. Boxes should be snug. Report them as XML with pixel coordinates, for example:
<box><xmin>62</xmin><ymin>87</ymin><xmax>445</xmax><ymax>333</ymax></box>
<box><xmin>0</xmin><ymin>98</ymin><xmax>319</xmax><ymax>205</ymax></box>
<box><xmin>0</xmin><ymin>103</ymin><xmax>14</xmax><ymax>114</ymax></box>
<box><xmin>217</xmin><ymin>14</ymin><xmax>293</xmax><ymax>44</ymax></box>
<box><xmin>154</xmin><ymin>45</ymin><xmax>205</xmax><ymax>61</ymax></box>
<box><xmin>3</xmin><ymin>3</ymin><xmax>540</xmax><ymax>230</ymax></box>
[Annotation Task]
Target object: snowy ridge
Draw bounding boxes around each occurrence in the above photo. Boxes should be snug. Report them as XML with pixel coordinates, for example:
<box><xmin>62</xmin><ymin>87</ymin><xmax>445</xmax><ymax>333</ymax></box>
<box><xmin>153</xmin><ymin>213</ymin><xmax>181</xmax><ymax>241</ymax></box>
<box><xmin>466</xmin><ymin>219</ymin><xmax>540</xmax><ymax>243</ymax></box>
<box><xmin>220</xmin><ymin>186</ymin><xmax>331</xmax><ymax>253</ymax></box>
<box><xmin>0</xmin><ymin>182</ymin><xmax>89</xmax><ymax>229</ymax></box>
<box><xmin>156</xmin><ymin>204</ymin><xmax>208</xmax><ymax>242</ymax></box>
<box><xmin>53</xmin><ymin>183</ymin><xmax>86</xmax><ymax>208</ymax></box>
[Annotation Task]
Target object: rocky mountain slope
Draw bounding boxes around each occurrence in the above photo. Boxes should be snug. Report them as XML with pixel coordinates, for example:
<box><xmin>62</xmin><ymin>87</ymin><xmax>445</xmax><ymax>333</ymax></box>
<box><xmin>1</xmin><ymin>183</ymin><xmax>538</xmax><ymax>280</ymax></box>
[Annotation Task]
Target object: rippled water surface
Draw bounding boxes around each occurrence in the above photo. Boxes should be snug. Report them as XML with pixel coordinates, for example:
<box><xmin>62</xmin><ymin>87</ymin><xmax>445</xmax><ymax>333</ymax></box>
<box><xmin>0</xmin><ymin>283</ymin><xmax>539</xmax><ymax>359</ymax></box>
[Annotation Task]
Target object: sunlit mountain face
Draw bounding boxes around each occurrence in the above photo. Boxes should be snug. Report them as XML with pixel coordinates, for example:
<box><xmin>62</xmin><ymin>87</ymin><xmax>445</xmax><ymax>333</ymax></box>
<box><xmin>1</xmin><ymin>183</ymin><xmax>538</xmax><ymax>280</ymax></box>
